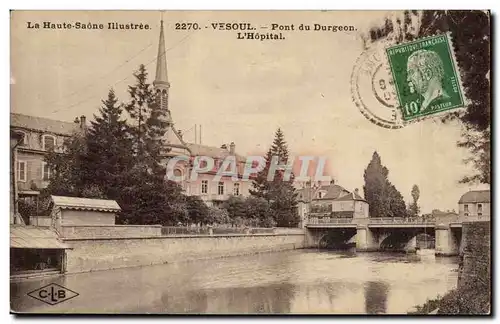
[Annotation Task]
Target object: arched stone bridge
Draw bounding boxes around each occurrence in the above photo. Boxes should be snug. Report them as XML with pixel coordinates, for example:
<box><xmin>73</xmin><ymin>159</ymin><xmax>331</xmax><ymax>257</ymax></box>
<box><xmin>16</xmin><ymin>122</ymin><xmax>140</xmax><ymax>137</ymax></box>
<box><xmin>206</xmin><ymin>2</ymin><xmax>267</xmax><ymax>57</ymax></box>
<box><xmin>305</xmin><ymin>217</ymin><xmax>463</xmax><ymax>256</ymax></box>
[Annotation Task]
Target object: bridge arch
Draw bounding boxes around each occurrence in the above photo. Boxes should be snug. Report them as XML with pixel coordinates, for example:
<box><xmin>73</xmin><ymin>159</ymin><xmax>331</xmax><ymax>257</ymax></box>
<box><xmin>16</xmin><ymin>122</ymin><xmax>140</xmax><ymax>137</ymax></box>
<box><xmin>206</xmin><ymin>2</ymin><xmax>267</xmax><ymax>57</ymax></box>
<box><xmin>307</xmin><ymin>228</ymin><xmax>357</xmax><ymax>250</ymax></box>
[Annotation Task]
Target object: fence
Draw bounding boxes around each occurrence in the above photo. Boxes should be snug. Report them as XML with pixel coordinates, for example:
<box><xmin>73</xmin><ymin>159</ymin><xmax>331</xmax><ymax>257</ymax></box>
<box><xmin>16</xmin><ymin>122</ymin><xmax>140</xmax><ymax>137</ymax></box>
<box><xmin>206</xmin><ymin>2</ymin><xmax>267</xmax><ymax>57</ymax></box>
<box><xmin>160</xmin><ymin>226</ymin><xmax>292</xmax><ymax>236</ymax></box>
<box><xmin>308</xmin><ymin>217</ymin><xmax>353</xmax><ymax>224</ymax></box>
<box><xmin>368</xmin><ymin>217</ymin><xmax>435</xmax><ymax>224</ymax></box>
<box><xmin>307</xmin><ymin>217</ymin><xmax>436</xmax><ymax>226</ymax></box>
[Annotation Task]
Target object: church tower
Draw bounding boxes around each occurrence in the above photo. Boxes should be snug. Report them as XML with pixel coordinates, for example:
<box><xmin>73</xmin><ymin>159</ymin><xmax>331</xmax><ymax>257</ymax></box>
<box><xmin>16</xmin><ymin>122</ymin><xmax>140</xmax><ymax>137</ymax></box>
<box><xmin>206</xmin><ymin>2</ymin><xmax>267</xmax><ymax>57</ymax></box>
<box><xmin>153</xmin><ymin>18</ymin><xmax>191</xmax><ymax>159</ymax></box>
<box><xmin>153</xmin><ymin>19</ymin><xmax>173</xmax><ymax>127</ymax></box>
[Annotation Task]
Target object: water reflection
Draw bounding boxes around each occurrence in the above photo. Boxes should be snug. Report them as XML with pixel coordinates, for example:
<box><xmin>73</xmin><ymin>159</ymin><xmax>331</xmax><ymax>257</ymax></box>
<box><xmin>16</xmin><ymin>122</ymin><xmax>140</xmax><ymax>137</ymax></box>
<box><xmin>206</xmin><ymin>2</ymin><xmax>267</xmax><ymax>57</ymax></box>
<box><xmin>10</xmin><ymin>250</ymin><xmax>458</xmax><ymax>314</ymax></box>
<box><xmin>364</xmin><ymin>281</ymin><xmax>389</xmax><ymax>314</ymax></box>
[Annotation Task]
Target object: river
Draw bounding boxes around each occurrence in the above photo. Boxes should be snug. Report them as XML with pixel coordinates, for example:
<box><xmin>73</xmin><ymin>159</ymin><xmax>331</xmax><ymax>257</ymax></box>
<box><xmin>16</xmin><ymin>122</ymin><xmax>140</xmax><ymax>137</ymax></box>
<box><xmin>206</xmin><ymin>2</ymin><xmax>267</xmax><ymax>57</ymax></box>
<box><xmin>11</xmin><ymin>249</ymin><xmax>458</xmax><ymax>314</ymax></box>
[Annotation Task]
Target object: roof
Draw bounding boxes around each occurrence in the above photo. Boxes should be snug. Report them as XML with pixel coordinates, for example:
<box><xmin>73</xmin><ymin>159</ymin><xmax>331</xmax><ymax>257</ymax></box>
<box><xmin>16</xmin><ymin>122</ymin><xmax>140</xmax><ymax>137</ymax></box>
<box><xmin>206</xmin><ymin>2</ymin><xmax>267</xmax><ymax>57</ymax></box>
<box><xmin>186</xmin><ymin>143</ymin><xmax>246</xmax><ymax>162</ymax></box>
<box><xmin>334</xmin><ymin>191</ymin><xmax>366</xmax><ymax>202</ymax></box>
<box><xmin>458</xmin><ymin>190</ymin><xmax>490</xmax><ymax>204</ymax></box>
<box><xmin>10</xmin><ymin>226</ymin><xmax>72</xmax><ymax>249</ymax></box>
<box><xmin>316</xmin><ymin>184</ymin><xmax>348</xmax><ymax>200</ymax></box>
<box><xmin>11</xmin><ymin>113</ymin><xmax>80</xmax><ymax>136</ymax></box>
<box><xmin>51</xmin><ymin>196</ymin><xmax>121</xmax><ymax>212</ymax></box>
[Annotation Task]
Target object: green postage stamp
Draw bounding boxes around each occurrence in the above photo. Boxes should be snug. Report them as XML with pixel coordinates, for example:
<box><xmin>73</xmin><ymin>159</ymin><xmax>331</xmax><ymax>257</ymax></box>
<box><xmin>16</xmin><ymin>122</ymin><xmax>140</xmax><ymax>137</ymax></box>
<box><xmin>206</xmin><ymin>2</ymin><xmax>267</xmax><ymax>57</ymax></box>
<box><xmin>386</xmin><ymin>34</ymin><xmax>465</xmax><ymax>121</ymax></box>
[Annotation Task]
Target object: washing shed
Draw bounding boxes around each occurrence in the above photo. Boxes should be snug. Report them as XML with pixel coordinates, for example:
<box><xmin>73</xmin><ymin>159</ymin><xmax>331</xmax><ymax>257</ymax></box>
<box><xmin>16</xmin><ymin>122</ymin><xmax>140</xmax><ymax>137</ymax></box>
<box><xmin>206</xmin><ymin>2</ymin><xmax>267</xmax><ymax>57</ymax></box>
<box><xmin>50</xmin><ymin>196</ymin><xmax>121</xmax><ymax>228</ymax></box>
<box><xmin>10</xmin><ymin>225</ymin><xmax>72</xmax><ymax>278</ymax></box>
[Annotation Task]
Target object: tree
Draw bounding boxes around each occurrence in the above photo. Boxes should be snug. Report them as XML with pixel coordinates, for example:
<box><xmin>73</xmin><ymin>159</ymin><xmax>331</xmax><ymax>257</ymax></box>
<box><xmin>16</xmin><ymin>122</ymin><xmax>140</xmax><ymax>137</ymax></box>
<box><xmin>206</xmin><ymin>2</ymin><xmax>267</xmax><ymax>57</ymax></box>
<box><xmin>117</xmin><ymin>166</ymin><xmax>186</xmax><ymax>226</ymax></box>
<box><xmin>116</xmin><ymin>65</ymin><xmax>185</xmax><ymax>225</ymax></box>
<box><xmin>222</xmin><ymin>195</ymin><xmax>247</xmax><ymax>227</ymax></box>
<box><xmin>123</xmin><ymin>63</ymin><xmax>170</xmax><ymax>172</ymax></box>
<box><xmin>43</xmin><ymin>131</ymin><xmax>100</xmax><ymax>198</ymax></box>
<box><xmin>207</xmin><ymin>206</ymin><xmax>230</xmax><ymax>226</ymax></box>
<box><xmin>408</xmin><ymin>184</ymin><xmax>421</xmax><ymax>217</ymax></box>
<box><xmin>366</xmin><ymin>11</ymin><xmax>490</xmax><ymax>184</ymax></box>
<box><xmin>82</xmin><ymin>89</ymin><xmax>133</xmax><ymax>201</ymax></box>
<box><xmin>250</xmin><ymin>128</ymin><xmax>299</xmax><ymax>227</ymax></box>
<box><xmin>249</xmin><ymin>148</ymin><xmax>273</xmax><ymax>201</ymax></box>
<box><xmin>385</xmin><ymin>184</ymin><xmax>408</xmax><ymax>218</ymax></box>
<box><xmin>243</xmin><ymin>196</ymin><xmax>275</xmax><ymax>228</ymax></box>
<box><xmin>363</xmin><ymin>152</ymin><xmax>388</xmax><ymax>218</ymax></box>
<box><xmin>185</xmin><ymin>195</ymin><xmax>210</xmax><ymax>226</ymax></box>
<box><xmin>363</xmin><ymin>151</ymin><xmax>407</xmax><ymax>218</ymax></box>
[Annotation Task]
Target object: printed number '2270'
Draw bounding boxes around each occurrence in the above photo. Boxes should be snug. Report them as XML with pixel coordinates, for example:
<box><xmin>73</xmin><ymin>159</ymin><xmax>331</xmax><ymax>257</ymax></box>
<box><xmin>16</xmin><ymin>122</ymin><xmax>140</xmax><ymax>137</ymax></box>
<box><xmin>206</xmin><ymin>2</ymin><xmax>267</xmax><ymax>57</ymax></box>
<box><xmin>175</xmin><ymin>23</ymin><xmax>201</xmax><ymax>30</ymax></box>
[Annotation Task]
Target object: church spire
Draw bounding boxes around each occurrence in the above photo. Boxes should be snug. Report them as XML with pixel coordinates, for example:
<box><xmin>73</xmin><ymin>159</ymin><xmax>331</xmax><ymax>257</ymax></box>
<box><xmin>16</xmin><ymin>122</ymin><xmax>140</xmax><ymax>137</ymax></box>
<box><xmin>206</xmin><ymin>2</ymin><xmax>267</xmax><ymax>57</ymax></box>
<box><xmin>154</xmin><ymin>19</ymin><xmax>169</xmax><ymax>85</ymax></box>
<box><xmin>153</xmin><ymin>18</ymin><xmax>171</xmax><ymax>124</ymax></box>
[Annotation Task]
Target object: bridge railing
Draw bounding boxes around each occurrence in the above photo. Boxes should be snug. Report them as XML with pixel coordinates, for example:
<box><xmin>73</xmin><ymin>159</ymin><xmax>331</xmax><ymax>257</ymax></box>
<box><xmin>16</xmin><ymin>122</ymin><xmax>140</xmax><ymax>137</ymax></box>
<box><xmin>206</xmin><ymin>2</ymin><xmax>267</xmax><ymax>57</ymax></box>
<box><xmin>307</xmin><ymin>217</ymin><xmax>436</xmax><ymax>226</ymax></box>
<box><xmin>368</xmin><ymin>217</ymin><xmax>435</xmax><ymax>224</ymax></box>
<box><xmin>307</xmin><ymin>217</ymin><xmax>353</xmax><ymax>225</ymax></box>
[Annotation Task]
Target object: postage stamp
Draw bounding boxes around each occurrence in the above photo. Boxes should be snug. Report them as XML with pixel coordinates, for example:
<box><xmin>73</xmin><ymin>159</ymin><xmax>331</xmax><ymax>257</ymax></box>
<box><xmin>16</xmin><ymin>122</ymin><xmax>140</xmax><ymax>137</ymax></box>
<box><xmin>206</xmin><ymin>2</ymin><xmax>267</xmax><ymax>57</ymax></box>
<box><xmin>385</xmin><ymin>34</ymin><xmax>465</xmax><ymax>121</ymax></box>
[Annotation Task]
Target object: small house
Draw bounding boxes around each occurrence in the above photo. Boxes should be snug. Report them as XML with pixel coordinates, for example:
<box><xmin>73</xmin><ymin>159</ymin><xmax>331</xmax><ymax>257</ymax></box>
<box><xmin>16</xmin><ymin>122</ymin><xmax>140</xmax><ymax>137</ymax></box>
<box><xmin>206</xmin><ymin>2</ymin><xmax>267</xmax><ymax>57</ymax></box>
<box><xmin>50</xmin><ymin>196</ymin><xmax>121</xmax><ymax>231</ymax></box>
<box><xmin>458</xmin><ymin>190</ymin><xmax>491</xmax><ymax>221</ymax></box>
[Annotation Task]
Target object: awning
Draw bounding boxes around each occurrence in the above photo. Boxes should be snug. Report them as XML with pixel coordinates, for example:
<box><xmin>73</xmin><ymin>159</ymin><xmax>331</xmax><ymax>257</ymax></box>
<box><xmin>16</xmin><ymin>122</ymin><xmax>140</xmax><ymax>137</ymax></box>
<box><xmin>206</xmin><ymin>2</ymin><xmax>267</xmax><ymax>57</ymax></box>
<box><xmin>10</xmin><ymin>226</ymin><xmax>72</xmax><ymax>249</ymax></box>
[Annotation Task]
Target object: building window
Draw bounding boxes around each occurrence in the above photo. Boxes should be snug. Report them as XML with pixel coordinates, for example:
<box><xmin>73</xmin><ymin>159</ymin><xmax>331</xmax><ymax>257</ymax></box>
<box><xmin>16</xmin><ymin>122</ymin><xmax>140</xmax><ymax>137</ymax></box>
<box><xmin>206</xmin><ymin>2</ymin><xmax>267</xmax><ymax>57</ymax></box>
<box><xmin>201</xmin><ymin>180</ymin><xmax>208</xmax><ymax>194</ymax></box>
<box><xmin>233</xmin><ymin>183</ymin><xmax>240</xmax><ymax>196</ymax></box>
<box><xmin>42</xmin><ymin>162</ymin><xmax>51</xmax><ymax>181</ymax></box>
<box><xmin>464</xmin><ymin>204</ymin><xmax>469</xmax><ymax>212</ymax></box>
<box><xmin>318</xmin><ymin>192</ymin><xmax>323</xmax><ymax>199</ymax></box>
<box><xmin>17</xmin><ymin>131</ymin><xmax>28</xmax><ymax>146</ymax></box>
<box><xmin>17</xmin><ymin>161</ymin><xmax>27</xmax><ymax>182</ymax></box>
<box><xmin>42</xmin><ymin>135</ymin><xmax>56</xmax><ymax>151</ymax></box>
<box><xmin>218</xmin><ymin>182</ymin><xmax>224</xmax><ymax>195</ymax></box>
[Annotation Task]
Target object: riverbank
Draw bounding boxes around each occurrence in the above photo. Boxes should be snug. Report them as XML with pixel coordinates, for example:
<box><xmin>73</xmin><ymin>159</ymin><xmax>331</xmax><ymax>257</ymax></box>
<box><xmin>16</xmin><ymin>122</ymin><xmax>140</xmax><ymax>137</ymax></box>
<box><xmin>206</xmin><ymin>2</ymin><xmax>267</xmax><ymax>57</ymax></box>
<box><xmin>409</xmin><ymin>221</ymin><xmax>491</xmax><ymax>315</ymax></box>
<box><xmin>63</xmin><ymin>229</ymin><xmax>305</xmax><ymax>273</ymax></box>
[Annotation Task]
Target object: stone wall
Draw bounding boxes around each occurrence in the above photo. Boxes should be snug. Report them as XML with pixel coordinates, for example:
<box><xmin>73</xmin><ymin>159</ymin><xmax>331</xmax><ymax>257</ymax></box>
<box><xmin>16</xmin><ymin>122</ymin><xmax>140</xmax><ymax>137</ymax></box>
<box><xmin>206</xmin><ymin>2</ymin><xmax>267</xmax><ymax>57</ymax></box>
<box><xmin>458</xmin><ymin>221</ymin><xmax>490</xmax><ymax>289</ymax></box>
<box><xmin>61</xmin><ymin>225</ymin><xmax>162</xmax><ymax>238</ymax></box>
<box><xmin>63</xmin><ymin>231</ymin><xmax>305</xmax><ymax>273</ymax></box>
<box><xmin>61</xmin><ymin>210</ymin><xmax>115</xmax><ymax>226</ymax></box>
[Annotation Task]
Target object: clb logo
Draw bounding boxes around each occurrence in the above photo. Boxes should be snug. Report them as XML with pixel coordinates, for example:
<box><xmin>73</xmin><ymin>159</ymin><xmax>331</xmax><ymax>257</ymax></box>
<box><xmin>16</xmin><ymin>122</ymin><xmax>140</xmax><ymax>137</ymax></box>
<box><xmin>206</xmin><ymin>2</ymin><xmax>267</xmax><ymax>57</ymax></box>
<box><xmin>27</xmin><ymin>283</ymin><xmax>79</xmax><ymax>305</ymax></box>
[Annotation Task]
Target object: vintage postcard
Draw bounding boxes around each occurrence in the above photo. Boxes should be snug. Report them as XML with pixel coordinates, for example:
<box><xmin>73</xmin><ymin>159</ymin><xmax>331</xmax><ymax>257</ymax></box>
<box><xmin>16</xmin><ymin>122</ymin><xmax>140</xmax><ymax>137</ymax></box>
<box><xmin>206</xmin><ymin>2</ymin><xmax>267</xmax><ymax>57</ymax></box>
<box><xmin>9</xmin><ymin>10</ymin><xmax>491</xmax><ymax>315</ymax></box>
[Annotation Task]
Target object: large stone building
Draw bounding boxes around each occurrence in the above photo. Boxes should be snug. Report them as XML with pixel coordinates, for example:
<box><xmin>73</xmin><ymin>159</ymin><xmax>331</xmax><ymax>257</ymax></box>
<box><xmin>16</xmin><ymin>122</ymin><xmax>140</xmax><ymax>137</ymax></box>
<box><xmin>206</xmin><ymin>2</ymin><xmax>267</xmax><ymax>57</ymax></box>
<box><xmin>10</xmin><ymin>113</ymin><xmax>86</xmax><ymax>201</ymax></box>
<box><xmin>296</xmin><ymin>181</ymin><xmax>369</xmax><ymax>227</ymax></box>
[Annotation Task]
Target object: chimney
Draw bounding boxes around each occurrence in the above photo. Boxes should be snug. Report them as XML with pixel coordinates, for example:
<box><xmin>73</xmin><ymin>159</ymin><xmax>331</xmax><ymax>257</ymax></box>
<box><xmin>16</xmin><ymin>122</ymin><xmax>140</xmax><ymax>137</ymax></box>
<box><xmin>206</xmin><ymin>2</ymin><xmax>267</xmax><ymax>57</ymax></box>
<box><xmin>354</xmin><ymin>188</ymin><xmax>359</xmax><ymax>197</ymax></box>
<box><xmin>330</xmin><ymin>179</ymin><xmax>335</xmax><ymax>185</ymax></box>
<box><xmin>74</xmin><ymin>117</ymin><xmax>80</xmax><ymax>124</ymax></box>
<box><xmin>221</xmin><ymin>144</ymin><xmax>228</xmax><ymax>150</ymax></box>
<box><xmin>229</xmin><ymin>142</ymin><xmax>235</xmax><ymax>155</ymax></box>
<box><xmin>80</xmin><ymin>115</ymin><xmax>87</xmax><ymax>130</ymax></box>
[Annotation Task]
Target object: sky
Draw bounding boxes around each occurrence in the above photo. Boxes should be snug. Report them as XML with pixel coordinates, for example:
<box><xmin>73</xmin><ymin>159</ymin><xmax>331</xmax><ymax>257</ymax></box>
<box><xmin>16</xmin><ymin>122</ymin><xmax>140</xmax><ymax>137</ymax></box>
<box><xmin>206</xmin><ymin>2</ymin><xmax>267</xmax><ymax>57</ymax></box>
<box><xmin>10</xmin><ymin>10</ymin><xmax>489</xmax><ymax>214</ymax></box>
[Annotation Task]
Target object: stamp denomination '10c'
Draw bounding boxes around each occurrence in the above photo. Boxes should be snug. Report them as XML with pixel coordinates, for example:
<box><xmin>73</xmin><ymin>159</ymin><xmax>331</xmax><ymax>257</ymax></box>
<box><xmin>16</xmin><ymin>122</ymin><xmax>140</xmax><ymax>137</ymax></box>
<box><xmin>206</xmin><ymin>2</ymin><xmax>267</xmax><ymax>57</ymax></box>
<box><xmin>386</xmin><ymin>34</ymin><xmax>465</xmax><ymax>121</ymax></box>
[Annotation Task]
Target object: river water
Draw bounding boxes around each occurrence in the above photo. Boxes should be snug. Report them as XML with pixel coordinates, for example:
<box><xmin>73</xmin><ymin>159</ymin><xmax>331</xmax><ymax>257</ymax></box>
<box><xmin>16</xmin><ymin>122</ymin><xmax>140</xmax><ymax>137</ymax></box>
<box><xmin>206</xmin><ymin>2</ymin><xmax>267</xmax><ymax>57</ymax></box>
<box><xmin>11</xmin><ymin>249</ymin><xmax>458</xmax><ymax>314</ymax></box>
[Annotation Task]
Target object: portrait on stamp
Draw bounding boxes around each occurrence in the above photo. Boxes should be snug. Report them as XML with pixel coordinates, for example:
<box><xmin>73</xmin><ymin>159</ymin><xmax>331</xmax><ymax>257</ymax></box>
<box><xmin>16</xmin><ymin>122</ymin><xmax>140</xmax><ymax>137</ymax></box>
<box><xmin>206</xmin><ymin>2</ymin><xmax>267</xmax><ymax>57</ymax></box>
<box><xmin>386</xmin><ymin>34</ymin><xmax>465</xmax><ymax>121</ymax></box>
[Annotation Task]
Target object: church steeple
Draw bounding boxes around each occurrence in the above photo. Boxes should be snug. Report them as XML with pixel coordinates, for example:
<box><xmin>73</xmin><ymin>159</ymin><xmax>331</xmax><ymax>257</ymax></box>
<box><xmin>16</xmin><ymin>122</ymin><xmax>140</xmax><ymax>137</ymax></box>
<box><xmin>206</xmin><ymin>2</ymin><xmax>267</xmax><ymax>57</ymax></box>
<box><xmin>154</xmin><ymin>19</ymin><xmax>171</xmax><ymax>117</ymax></box>
<box><xmin>154</xmin><ymin>20</ymin><xmax>169</xmax><ymax>86</ymax></box>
